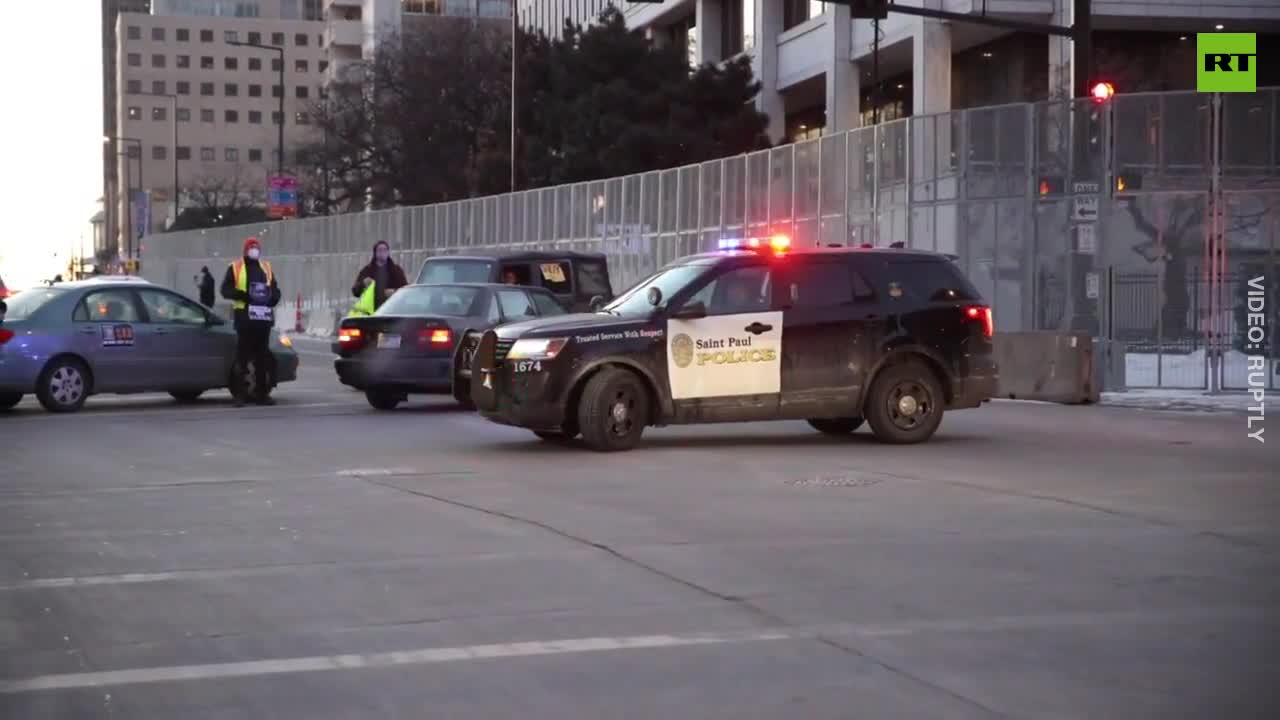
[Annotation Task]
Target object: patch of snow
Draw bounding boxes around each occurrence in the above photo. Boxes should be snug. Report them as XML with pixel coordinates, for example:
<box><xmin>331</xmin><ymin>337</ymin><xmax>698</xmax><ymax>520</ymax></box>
<box><xmin>1101</xmin><ymin>388</ymin><xmax>1252</xmax><ymax>413</ymax></box>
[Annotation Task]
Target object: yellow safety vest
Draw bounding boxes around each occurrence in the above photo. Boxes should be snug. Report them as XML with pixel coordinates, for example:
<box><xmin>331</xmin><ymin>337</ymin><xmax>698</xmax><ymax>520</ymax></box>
<box><xmin>231</xmin><ymin>259</ymin><xmax>274</xmax><ymax>310</ymax></box>
<box><xmin>349</xmin><ymin>281</ymin><xmax>376</xmax><ymax>317</ymax></box>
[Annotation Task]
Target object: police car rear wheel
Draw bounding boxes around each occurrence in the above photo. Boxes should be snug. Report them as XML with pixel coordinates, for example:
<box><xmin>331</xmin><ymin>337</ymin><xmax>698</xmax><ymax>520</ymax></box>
<box><xmin>807</xmin><ymin>417</ymin><xmax>864</xmax><ymax>435</ymax></box>
<box><xmin>37</xmin><ymin>358</ymin><xmax>90</xmax><ymax>413</ymax></box>
<box><xmin>0</xmin><ymin>392</ymin><xmax>22</xmax><ymax>410</ymax></box>
<box><xmin>577</xmin><ymin>368</ymin><xmax>647</xmax><ymax>452</ymax></box>
<box><xmin>366</xmin><ymin>389</ymin><xmax>402</xmax><ymax>411</ymax></box>
<box><xmin>865</xmin><ymin>362</ymin><xmax>944</xmax><ymax>444</ymax></box>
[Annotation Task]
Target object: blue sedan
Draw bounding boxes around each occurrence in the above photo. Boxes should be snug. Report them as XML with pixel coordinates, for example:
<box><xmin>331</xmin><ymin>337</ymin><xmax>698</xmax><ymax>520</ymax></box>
<box><xmin>0</xmin><ymin>277</ymin><xmax>298</xmax><ymax>413</ymax></box>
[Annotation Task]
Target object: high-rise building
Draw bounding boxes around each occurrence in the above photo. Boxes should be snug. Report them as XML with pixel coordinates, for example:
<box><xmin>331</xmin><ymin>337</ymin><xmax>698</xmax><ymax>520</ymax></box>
<box><xmin>106</xmin><ymin>0</ymin><xmax>327</xmax><ymax>258</ymax></box>
<box><xmin>518</xmin><ymin>1</ymin><xmax>1280</xmax><ymax>144</ymax></box>
<box><xmin>102</xmin><ymin>0</ymin><xmax>153</xmax><ymax>259</ymax></box>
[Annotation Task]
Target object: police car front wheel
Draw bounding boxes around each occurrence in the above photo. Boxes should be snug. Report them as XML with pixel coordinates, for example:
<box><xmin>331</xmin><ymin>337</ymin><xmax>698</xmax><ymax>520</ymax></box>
<box><xmin>576</xmin><ymin>367</ymin><xmax>649</xmax><ymax>452</ymax></box>
<box><xmin>864</xmin><ymin>361</ymin><xmax>944</xmax><ymax>444</ymax></box>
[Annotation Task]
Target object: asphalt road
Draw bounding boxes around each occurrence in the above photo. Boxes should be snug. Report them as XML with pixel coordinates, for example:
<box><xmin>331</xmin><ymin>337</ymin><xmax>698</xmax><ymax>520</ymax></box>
<box><xmin>1</xmin><ymin>336</ymin><xmax>1277</xmax><ymax>719</ymax></box>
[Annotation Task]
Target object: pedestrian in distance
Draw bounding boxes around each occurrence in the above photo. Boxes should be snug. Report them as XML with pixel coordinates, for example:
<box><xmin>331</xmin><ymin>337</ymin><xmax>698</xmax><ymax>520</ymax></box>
<box><xmin>220</xmin><ymin>236</ymin><xmax>281</xmax><ymax>407</ymax></box>
<box><xmin>351</xmin><ymin>241</ymin><xmax>408</xmax><ymax>313</ymax></box>
<box><xmin>197</xmin><ymin>266</ymin><xmax>216</xmax><ymax>308</ymax></box>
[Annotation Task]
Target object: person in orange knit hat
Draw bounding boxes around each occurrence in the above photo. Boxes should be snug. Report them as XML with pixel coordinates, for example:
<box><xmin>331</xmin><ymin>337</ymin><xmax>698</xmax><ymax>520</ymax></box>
<box><xmin>219</xmin><ymin>236</ymin><xmax>281</xmax><ymax>406</ymax></box>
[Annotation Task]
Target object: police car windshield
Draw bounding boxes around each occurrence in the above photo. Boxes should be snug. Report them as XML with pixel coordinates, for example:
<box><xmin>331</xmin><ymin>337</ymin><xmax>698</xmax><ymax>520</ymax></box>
<box><xmin>1</xmin><ymin>288</ymin><xmax>66</xmax><ymax>321</ymax></box>
<box><xmin>602</xmin><ymin>264</ymin><xmax>710</xmax><ymax>316</ymax></box>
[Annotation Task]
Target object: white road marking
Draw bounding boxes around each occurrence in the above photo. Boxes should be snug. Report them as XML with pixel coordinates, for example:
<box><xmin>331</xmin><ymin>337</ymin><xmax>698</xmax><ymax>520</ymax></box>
<box><xmin>0</xmin><ymin>607</ymin><xmax>1268</xmax><ymax>694</ymax></box>
<box><xmin>0</xmin><ymin>630</ymin><xmax>792</xmax><ymax>693</ymax></box>
<box><xmin>334</xmin><ymin>467</ymin><xmax>420</xmax><ymax>477</ymax></box>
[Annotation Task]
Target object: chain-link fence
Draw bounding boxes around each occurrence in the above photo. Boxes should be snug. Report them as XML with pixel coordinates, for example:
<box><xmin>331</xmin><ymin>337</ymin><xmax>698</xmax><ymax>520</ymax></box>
<box><xmin>141</xmin><ymin>88</ymin><xmax>1280</xmax><ymax>389</ymax></box>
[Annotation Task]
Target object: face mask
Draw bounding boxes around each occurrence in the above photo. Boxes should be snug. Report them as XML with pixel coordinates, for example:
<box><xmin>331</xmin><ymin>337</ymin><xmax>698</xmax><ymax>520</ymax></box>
<box><xmin>247</xmin><ymin>248</ymin><xmax>260</xmax><ymax>260</ymax></box>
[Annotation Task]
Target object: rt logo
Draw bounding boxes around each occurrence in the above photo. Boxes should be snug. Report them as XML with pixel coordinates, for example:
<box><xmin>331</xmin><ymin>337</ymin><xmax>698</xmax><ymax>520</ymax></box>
<box><xmin>1197</xmin><ymin>33</ymin><xmax>1256</xmax><ymax>92</ymax></box>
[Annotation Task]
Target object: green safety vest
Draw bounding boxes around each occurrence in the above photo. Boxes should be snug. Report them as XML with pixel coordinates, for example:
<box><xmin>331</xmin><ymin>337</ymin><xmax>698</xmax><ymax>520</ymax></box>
<box><xmin>349</xmin><ymin>282</ymin><xmax>376</xmax><ymax>317</ymax></box>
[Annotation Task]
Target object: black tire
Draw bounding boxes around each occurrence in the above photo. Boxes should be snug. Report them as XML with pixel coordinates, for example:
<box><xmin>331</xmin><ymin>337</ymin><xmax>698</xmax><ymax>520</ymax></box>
<box><xmin>863</xmin><ymin>361</ymin><xmax>945</xmax><ymax>444</ymax></box>
<box><xmin>366</xmin><ymin>388</ymin><xmax>402</xmax><ymax>410</ymax></box>
<box><xmin>807</xmin><ymin>417</ymin><xmax>864</xmax><ymax>435</ymax></box>
<box><xmin>0</xmin><ymin>392</ymin><xmax>22</xmax><ymax>411</ymax></box>
<box><xmin>452</xmin><ymin>382</ymin><xmax>475</xmax><ymax>410</ymax></box>
<box><xmin>576</xmin><ymin>367</ymin><xmax>648</xmax><ymax>452</ymax></box>
<box><xmin>170</xmin><ymin>390</ymin><xmax>204</xmax><ymax>403</ymax></box>
<box><xmin>36</xmin><ymin>357</ymin><xmax>91</xmax><ymax>413</ymax></box>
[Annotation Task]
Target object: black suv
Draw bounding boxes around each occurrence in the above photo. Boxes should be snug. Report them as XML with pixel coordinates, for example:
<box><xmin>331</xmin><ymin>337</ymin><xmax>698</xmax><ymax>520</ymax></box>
<box><xmin>414</xmin><ymin>251</ymin><xmax>613</xmax><ymax>313</ymax></box>
<box><xmin>469</xmin><ymin>241</ymin><xmax>997</xmax><ymax>451</ymax></box>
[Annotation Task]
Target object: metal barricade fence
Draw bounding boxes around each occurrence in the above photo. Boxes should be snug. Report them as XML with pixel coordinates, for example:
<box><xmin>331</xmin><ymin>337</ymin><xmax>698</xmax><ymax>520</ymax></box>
<box><xmin>141</xmin><ymin>88</ymin><xmax>1280</xmax><ymax>388</ymax></box>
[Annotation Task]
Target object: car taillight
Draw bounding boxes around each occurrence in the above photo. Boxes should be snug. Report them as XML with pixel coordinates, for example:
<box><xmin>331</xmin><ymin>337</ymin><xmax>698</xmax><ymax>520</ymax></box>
<box><xmin>966</xmin><ymin>306</ymin><xmax>993</xmax><ymax>338</ymax></box>
<box><xmin>338</xmin><ymin>327</ymin><xmax>363</xmax><ymax>345</ymax></box>
<box><xmin>418</xmin><ymin>328</ymin><xmax>451</xmax><ymax>347</ymax></box>
<box><xmin>0</xmin><ymin>329</ymin><xmax>13</xmax><ymax>345</ymax></box>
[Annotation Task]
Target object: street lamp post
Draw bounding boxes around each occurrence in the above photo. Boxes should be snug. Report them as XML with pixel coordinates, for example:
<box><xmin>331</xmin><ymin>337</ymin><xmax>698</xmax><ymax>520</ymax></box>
<box><xmin>145</xmin><ymin>92</ymin><xmax>181</xmax><ymax>228</ymax></box>
<box><xmin>105</xmin><ymin>136</ymin><xmax>143</xmax><ymax>264</ymax></box>
<box><xmin>510</xmin><ymin>2</ymin><xmax>518</xmax><ymax>193</ymax></box>
<box><xmin>228</xmin><ymin>40</ymin><xmax>286</xmax><ymax>177</ymax></box>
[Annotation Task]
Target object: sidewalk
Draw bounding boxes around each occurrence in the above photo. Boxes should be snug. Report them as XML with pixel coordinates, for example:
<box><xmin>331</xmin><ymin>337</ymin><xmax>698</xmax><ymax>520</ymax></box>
<box><xmin>1099</xmin><ymin>389</ymin><xmax>1255</xmax><ymax>413</ymax></box>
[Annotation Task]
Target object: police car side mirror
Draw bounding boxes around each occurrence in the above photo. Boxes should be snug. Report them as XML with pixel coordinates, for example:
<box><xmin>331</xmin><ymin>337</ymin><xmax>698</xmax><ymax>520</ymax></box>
<box><xmin>647</xmin><ymin>287</ymin><xmax>663</xmax><ymax>307</ymax></box>
<box><xmin>671</xmin><ymin>301</ymin><xmax>707</xmax><ymax>320</ymax></box>
<box><xmin>589</xmin><ymin>295</ymin><xmax>605</xmax><ymax>311</ymax></box>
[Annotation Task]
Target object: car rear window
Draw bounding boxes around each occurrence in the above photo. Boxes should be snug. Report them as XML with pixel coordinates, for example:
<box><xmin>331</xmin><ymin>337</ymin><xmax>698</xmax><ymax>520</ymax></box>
<box><xmin>529</xmin><ymin>292</ymin><xmax>565</xmax><ymax>316</ymax></box>
<box><xmin>885</xmin><ymin>258</ymin><xmax>982</xmax><ymax>302</ymax></box>
<box><xmin>377</xmin><ymin>285</ymin><xmax>482</xmax><ymax>316</ymax></box>
<box><xmin>575</xmin><ymin>260</ymin><xmax>611</xmax><ymax>297</ymax></box>
<box><xmin>416</xmin><ymin>259</ymin><xmax>494</xmax><ymax>284</ymax></box>
<box><xmin>2</xmin><ymin>288</ymin><xmax>66</xmax><ymax>321</ymax></box>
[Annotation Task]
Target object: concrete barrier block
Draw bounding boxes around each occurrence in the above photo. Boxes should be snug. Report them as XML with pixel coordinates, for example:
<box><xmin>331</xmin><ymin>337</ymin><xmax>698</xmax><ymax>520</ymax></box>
<box><xmin>994</xmin><ymin>331</ymin><xmax>1100</xmax><ymax>404</ymax></box>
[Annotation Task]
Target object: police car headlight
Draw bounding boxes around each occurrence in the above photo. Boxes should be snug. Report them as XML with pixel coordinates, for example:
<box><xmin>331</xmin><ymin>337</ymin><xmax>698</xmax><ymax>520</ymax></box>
<box><xmin>507</xmin><ymin>337</ymin><xmax>569</xmax><ymax>360</ymax></box>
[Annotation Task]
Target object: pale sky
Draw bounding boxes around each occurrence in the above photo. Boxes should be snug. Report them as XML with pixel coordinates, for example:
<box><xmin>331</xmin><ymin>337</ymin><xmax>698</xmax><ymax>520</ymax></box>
<box><xmin>0</xmin><ymin>2</ymin><xmax>104</xmax><ymax>289</ymax></box>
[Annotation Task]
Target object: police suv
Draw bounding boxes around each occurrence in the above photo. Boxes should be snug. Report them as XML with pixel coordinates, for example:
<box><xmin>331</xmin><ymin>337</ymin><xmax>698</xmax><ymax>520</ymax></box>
<box><xmin>469</xmin><ymin>237</ymin><xmax>997</xmax><ymax>451</ymax></box>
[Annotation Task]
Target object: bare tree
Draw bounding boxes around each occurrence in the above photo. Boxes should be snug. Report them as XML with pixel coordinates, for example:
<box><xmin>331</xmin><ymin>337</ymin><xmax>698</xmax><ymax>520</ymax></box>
<box><xmin>169</xmin><ymin>167</ymin><xmax>269</xmax><ymax>231</ymax></box>
<box><xmin>298</xmin><ymin>19</ymin><xmax>512</xmax><ymax>214</ymax></box>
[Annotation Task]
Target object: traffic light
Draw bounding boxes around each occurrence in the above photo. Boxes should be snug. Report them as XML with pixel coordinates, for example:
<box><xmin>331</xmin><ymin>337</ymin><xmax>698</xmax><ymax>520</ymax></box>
<box><xmin>1037</xmin><ymin>175</ymin><xmax>1064</xmax><ymax>197</ymax></box>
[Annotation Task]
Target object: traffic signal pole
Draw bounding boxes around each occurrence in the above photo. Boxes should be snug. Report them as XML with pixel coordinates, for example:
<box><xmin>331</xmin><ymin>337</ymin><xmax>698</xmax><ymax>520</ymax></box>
<box><xmin>850</xmin><ymin>0</ymin><xmax>1094</xmax><ymax>97</ymax></box>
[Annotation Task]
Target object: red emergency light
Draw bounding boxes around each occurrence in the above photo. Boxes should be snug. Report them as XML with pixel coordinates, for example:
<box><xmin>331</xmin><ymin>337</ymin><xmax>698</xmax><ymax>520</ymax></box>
<box><xmin>1090</xmin><ymin>82</ymin><xmax>1115</xmax><ymax>103</ymax></box>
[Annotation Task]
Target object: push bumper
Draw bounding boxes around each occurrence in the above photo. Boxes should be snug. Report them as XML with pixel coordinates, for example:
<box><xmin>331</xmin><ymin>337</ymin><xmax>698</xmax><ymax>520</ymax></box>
<box><xmin>474</xmin><ymin>365</ymin><xmax>567</xmax><ymax>431</ymax></box>
<box><xmin>334</xmin><ymin>355</ymin><xmax>452</xmax><ymax>392</ymax></box>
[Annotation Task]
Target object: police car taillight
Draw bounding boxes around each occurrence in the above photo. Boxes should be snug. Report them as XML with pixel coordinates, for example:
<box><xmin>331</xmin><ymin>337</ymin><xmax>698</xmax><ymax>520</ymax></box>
<box><xmin>338</xmin><ymin>327</ymin><xmax>362</xmax><ymax>344</ymax></box>
<box><xmin>966</xmin><ymin>306</ymin><xmax>993</xmax><ymax>338</ymax></box>
<box><xmin>0</xmin><ymin>329</ymin><xmax>13</xmax><ymax>345</ymax></box>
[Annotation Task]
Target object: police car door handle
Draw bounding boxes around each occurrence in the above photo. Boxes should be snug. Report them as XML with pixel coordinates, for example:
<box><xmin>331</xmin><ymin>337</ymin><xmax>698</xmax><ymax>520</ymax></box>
<box><xmin>744</xmin><ymin>322</ymin><xmax>773</xmax><ymax>335</ymax></box>
<box><xmin>79</xmin><ymin>327</ymin><xmax>97</xmax><ymax>335</ymax></box>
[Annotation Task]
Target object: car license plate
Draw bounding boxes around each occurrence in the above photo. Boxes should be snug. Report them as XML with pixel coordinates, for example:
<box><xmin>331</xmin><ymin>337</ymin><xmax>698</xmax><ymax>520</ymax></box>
<box><xmin>378</xmin><ymin>333</ymin><xmax>401</xmax><ymax>349</ymax></box>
